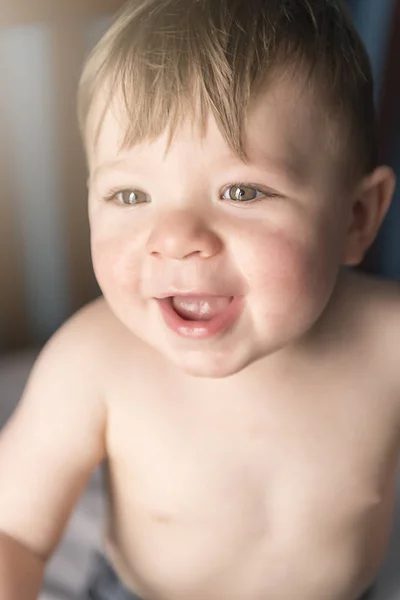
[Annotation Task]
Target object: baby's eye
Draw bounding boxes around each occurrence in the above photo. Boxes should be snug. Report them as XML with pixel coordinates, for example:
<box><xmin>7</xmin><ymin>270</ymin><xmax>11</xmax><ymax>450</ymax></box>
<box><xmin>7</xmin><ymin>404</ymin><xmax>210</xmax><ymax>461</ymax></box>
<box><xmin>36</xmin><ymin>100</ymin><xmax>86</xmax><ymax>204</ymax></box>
<box><xmin>222</xmin><ymin>184</ymin><xmax>272</xmax><ymax>203</ymax></box>
<box><xmin>106</xmin><ymin>189</ymin><xmax>150</xmax><ymax>206</ymax></box>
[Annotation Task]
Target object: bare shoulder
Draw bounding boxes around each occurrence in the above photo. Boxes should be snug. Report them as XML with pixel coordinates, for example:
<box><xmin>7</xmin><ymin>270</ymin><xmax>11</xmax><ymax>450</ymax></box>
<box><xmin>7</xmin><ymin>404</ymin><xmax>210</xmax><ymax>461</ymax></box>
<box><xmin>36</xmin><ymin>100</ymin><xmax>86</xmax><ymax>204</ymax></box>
<box><xmin>16</xmin><ymin>295</ymin><xmax>131</xmax><ymax>430</ymax></box>
<box><xmin>0</xmin><ymin>297</ymin><xmax>133</xmax><ymax>558</ymax></box>
<box><xmin>47</xmin><ymin>295</ymin><xmax>136</xmax><ymax>366</ymax></box>
<box><xmin>74</xmin><ymin>295</ymin><xmax>162</xmax><ymax>364</ymax></box>
<box><xmin>65</xmin><ymin>296</ymin><xmax>168</xmax><ymax>391</ymax></box>
<box><xmin>340</xmin><ymin>268</ymin><xmax>400</xmax><ymax>319</ymax></box>
<box><xmin>31</xmin><ymin>296</ymin><xmax>114</xmax><ymax>384</ymax></box>
<box><xmin>56</xmin><ymin>294</ymin><xmax>121</xmax><ymax>346</ymax></box>
<box><xmin>14</xmin><ymin>296</ymin><xmax>118</xmax><ymax>446</ymax></box>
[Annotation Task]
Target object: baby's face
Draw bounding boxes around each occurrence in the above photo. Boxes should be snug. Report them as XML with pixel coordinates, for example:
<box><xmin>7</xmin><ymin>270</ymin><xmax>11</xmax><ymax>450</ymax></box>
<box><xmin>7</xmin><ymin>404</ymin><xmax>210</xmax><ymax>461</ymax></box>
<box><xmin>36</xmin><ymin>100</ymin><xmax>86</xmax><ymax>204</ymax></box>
<box><xmin>87</xmin><ymin>78</ymin><xmax>351</xmax><ymax>378</ymax></box>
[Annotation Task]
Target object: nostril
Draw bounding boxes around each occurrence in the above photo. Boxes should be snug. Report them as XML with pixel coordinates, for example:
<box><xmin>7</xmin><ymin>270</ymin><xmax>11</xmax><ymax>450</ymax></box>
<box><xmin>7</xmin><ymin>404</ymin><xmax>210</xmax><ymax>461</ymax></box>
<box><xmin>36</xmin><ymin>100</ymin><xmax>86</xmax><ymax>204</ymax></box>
<box><xmin>147</xmin><ymin>223</ymin><xmax>223</xmax><ymax>261</ymax></box>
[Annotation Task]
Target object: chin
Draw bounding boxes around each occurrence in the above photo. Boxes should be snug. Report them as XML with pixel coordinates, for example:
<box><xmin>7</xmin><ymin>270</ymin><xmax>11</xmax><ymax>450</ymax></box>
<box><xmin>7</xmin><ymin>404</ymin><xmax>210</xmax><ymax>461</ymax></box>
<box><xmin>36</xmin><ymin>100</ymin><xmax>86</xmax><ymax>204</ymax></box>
<box><xmin>165</xmin><ymin>345</ymin><xmax>256</xmax><ymax>379</ymax></box>
<box><xmin>178</xmin><ymin>360</ymin><xmax>244</xmax><ymax>379</ymax></box>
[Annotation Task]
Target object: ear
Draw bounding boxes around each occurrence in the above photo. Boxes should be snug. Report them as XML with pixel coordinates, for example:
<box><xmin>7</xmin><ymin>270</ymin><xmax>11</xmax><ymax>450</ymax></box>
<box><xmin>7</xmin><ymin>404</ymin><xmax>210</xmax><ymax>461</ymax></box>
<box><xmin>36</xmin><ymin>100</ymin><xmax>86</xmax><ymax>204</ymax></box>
<box><xmin>342</xmin><ymin>165</ymin><xmax>396</xmax><ymax>267</ymax></box>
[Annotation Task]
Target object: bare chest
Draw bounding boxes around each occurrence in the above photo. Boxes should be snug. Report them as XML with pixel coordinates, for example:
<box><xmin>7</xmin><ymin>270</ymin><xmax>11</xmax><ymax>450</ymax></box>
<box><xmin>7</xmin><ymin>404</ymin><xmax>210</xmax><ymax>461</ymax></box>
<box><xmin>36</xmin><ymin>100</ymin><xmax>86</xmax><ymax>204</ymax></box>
<box><xmin>103</xmin><ymin>381</ymin><xmax>399</xmax><ymax>599</ymax></box>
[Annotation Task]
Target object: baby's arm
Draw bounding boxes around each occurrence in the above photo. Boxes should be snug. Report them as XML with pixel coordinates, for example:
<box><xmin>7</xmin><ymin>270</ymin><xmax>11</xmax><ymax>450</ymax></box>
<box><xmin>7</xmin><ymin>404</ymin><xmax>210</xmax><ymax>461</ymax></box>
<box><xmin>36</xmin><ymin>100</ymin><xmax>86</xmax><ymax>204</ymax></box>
<box><xmin>0</xmin><ymin>302</ymin><xmax>107</xmax><ymax>599</ymax></box>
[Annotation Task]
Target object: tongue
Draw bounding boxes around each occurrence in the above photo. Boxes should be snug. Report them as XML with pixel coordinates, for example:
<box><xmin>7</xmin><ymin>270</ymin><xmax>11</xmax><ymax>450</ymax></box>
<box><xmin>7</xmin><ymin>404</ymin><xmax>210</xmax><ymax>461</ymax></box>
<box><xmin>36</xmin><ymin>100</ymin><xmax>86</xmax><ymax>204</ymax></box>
<box><xmin>172</xmin><ymin>296</ymin><xmax>232</xmax><ymax>321</ymax></box>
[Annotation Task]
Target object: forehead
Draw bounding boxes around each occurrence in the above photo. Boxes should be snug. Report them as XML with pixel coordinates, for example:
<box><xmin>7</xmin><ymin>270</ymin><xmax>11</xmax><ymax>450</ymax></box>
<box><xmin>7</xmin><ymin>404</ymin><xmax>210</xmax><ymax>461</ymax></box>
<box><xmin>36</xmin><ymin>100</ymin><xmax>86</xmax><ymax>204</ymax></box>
<box><xmin>87</xmin><ymin>75</ymin><xmax>332</xmax><ymax>181</ymax></box>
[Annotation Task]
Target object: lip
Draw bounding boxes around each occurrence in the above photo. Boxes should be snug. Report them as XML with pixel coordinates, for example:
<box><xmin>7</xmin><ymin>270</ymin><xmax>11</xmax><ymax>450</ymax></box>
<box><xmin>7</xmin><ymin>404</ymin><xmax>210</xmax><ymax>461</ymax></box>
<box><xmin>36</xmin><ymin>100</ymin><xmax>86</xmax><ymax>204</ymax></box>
<box><xmin>155</xmin><ymin>296</ymin><xmax>244</xmax><ymax>339</ymax></box>
<box><xmin>155</xmin><ymin>291</ymin><xmax>230</xmax><ymax>299</ymax></box>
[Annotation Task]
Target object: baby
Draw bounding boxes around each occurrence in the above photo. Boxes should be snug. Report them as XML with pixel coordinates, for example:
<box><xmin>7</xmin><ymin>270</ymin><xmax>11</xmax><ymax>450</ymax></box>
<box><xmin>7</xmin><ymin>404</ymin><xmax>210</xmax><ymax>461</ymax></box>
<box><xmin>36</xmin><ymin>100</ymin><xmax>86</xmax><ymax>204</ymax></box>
<box><xmin>0</xmin><ymin>0</ymin><xmax>399</xmax><ymax>599</ymax></box>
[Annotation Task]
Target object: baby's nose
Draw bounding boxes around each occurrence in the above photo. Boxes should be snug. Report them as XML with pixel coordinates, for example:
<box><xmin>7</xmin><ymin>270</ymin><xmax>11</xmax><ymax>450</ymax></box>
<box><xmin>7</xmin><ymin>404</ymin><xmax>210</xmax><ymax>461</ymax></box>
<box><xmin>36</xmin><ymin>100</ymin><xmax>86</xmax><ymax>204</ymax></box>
<box><xmin>146</xmin><ymin>210</ymin><xmax>222</xmax><ymax>260</ymax></box>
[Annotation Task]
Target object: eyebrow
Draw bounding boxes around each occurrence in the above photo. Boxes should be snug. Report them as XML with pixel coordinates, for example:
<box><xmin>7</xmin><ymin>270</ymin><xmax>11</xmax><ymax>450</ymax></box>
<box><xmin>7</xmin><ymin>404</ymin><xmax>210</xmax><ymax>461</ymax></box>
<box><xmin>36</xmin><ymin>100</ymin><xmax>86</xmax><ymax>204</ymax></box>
<box><xmin>251</xmin><ymin>151</ymin><xmax>310</xmax><ymax>184</ymax></box>
<box><xmin>90</xmin><ymin>158</ymin><xmax>136</xmax><ymax>184</ymax></box>
<box><xmin>89</xmin><ymin>151</ymin><xmax>310</xmax><ymax>188</ymax></box>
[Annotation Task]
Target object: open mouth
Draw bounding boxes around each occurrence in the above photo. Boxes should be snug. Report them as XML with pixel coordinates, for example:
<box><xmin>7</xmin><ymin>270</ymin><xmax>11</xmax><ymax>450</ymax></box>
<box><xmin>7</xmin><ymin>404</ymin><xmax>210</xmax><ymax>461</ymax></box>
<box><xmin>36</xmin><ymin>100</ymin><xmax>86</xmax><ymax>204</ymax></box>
<box><xmin>169</xmin><ymin>296</ymin><xmax>233</xmax><ymax>321</ymax></box>
<box><xmin>155</xmin><ymin>296</ymin><xmax>243</xmax><ymax>339</ymax></box>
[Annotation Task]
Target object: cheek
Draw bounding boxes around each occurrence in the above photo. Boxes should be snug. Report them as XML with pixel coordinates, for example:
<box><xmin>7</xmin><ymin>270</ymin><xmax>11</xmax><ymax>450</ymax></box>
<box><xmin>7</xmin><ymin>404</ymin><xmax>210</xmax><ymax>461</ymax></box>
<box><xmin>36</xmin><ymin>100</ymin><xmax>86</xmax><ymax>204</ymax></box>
<box><xmin>237</xmin><ymin>226</ymin><xmax>339</xmax><ymax>319</ymax></box>
<box><xmin>91</xmin><ymin>234</ymin><xmax>142</xmax><ymax>294</ymax></box>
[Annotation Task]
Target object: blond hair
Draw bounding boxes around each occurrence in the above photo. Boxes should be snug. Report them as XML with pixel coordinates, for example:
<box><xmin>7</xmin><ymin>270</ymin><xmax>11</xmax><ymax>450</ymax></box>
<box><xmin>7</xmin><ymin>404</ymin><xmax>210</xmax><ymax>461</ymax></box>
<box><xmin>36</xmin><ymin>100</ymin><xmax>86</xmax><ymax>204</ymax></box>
<box><xmin>77</xmin><ymin>0</ymin><xmax>377</xmax><ymax>174</ymax></box>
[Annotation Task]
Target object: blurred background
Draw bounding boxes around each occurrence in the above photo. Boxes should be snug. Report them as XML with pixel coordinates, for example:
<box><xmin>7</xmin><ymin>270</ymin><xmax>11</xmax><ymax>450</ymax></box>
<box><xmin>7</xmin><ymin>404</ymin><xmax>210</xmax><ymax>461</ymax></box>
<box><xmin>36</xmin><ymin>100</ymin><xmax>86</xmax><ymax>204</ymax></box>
<box><xmin>0</xmin><ymin>0</ymin><xmax>121</xmax><ymax>355</ymax></box>
<box><xmin>0</xmin><ymin>1</ymin><xmax>399</xmax><ymax>599</ymax></box>
<box><xmin>349</xmin><ymin>0</ymin><xmax>400</xmax><ymax>279</ymax></box>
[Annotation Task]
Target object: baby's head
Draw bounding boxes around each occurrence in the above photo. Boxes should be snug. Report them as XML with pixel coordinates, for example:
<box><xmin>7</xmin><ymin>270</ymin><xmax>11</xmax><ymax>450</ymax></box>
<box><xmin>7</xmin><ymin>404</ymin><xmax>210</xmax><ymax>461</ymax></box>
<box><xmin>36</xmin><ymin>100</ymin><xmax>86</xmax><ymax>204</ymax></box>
<box><xmin>77</xmin><ymin>0</ymin><xmax>395</xmax><ymax>378</ymax></box>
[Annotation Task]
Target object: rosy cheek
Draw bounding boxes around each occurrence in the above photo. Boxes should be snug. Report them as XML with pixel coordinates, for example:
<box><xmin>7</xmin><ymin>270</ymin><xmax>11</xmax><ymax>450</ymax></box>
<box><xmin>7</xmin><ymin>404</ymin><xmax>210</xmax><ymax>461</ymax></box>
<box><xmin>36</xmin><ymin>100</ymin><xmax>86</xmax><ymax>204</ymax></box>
<box><xmin>237</xmin><ymin>228</ymin><xmax>330</xmax><ymax>318</ymax></box>
<box><xmin>91</xmin><ymin>236</ymin><xmax>141</xmax><ymax>294</ymax></box>
<box><xmin>241</xmin><ymin>231</ymin><xmax>308</xmax><ymax>288</ymax></box>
